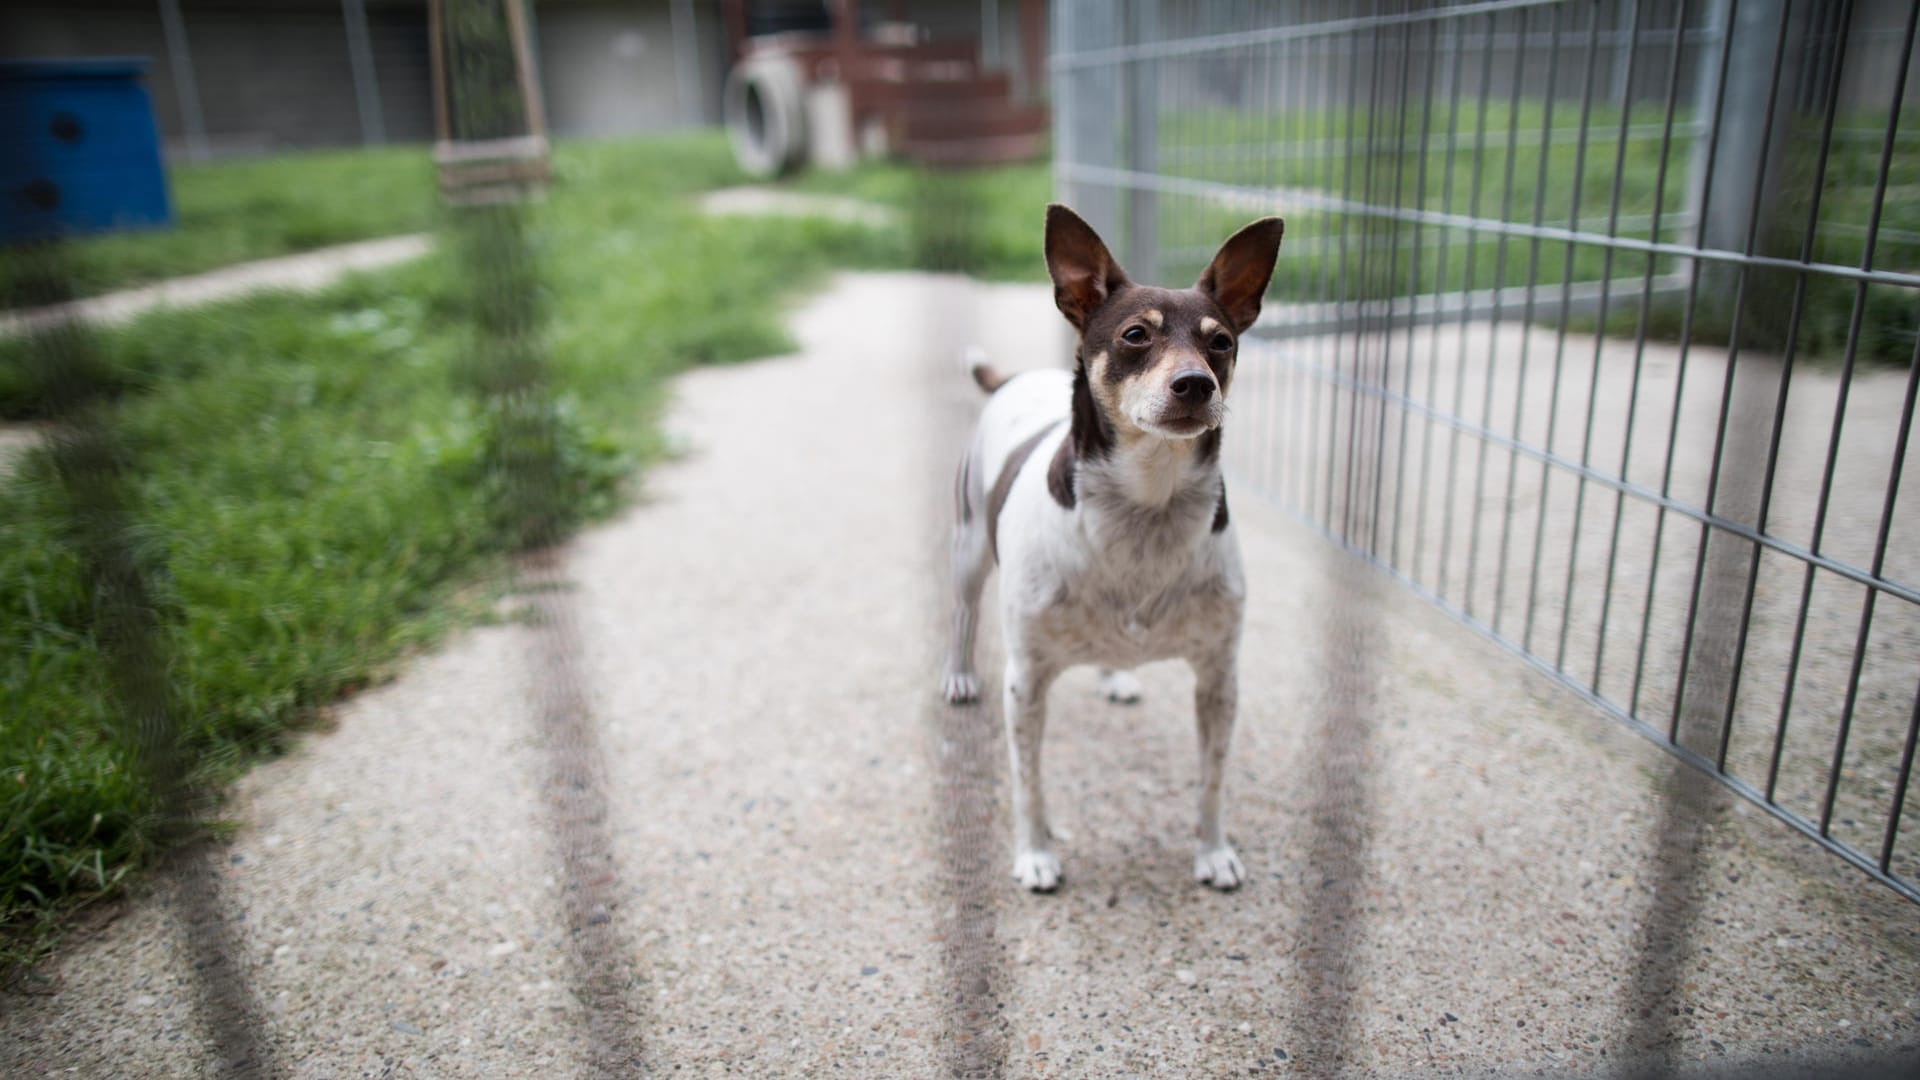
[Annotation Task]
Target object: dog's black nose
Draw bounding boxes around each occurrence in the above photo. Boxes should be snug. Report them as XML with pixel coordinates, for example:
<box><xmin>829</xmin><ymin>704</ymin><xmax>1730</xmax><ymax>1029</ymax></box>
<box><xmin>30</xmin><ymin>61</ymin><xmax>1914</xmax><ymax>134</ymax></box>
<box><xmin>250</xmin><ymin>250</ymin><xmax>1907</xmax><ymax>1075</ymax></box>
<box><xmin>1170</xmin><ymin>370</ymin><xmax>1216</xmax><ymax>402</ymax></box>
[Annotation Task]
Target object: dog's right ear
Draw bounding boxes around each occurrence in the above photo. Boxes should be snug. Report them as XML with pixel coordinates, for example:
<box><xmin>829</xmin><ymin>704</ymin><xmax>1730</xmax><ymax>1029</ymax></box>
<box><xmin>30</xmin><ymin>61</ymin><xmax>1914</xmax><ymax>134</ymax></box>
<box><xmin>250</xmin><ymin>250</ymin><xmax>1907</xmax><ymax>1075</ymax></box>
<box><xmin>1045</xmin><ymin>204</ymin><xmax>1128</xmax><ymax>332</ymax></box>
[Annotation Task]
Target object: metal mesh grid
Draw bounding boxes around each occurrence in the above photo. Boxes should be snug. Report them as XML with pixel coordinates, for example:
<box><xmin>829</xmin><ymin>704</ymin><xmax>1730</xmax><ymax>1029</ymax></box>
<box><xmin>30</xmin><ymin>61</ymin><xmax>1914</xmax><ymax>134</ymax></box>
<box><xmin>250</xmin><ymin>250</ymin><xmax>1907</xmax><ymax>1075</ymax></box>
<box><xmin>1052</xmin><ymin>0</ymin><xmax>1920</xmax><ymax>902</ymax></box>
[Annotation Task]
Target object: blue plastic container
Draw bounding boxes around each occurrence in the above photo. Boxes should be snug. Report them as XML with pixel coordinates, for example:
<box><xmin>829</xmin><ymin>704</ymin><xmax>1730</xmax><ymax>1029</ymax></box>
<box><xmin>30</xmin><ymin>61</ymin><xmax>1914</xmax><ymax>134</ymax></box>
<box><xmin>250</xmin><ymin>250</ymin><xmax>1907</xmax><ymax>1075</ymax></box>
<box><xmin>1</xmin><ymin>58</ymin><xmax>174</xmax><ymax>245</ymax></box>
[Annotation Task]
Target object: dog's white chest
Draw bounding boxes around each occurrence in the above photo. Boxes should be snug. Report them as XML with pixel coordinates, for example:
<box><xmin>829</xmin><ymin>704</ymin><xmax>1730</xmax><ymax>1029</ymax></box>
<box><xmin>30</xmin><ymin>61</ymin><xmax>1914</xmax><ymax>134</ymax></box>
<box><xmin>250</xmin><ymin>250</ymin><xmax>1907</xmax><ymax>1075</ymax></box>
<box><xmin>1021</xmin><ymin>551</ymin><xmax>1241</xmax><ymax>668</ymax></box>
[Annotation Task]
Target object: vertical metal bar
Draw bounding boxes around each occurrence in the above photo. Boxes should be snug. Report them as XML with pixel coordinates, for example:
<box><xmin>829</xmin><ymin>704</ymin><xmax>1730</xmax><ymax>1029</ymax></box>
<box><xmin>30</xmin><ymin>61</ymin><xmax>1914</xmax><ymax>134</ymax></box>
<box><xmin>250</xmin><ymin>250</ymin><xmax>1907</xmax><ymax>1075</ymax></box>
<box><xmin>1288</xmin><ymin>24</ymin><xmax>1307</xmax><ymax>512</ymax></box>
<box><xmin>1810</xmin><ymin>0</ymin><xmax>1919</xmax><ymax>838</ymax></box>
<box><xmin>1308</xmin><ymin>22</ymin><xmax>1336</xmax><ymax>531</ymax></box>
<box><xmin>1342</xmin><ymin>21</ymin><xmax>1389</xmax><ymax>546</ymax></box>
<box><xmin>1553</xmin><ymin>0</ymin><xmax>1643</xmax><ymax>675</ymax></box>
<box><xmin>1884</xmin><ymin>673</ymin><xmax>1920</xmax><ymax>873</ymax></box>
<box><xmin>1713</xmin><ymin>0</ymin><xmax>1859</xmax><ymax>777</ymax></box>
<box><xmin>1126</xmin><ymin>0</ymin><xmax>1161</xmax><ymax>284</ymax></box>
<box><xmin>1666</xmin><ymin>2</ymin><xmax>1791</xmax><ymax>749</ymax></box>
<box><xmin>342</xmin><ymin>0</ymin><xmax>388</xmax><ymax>145</ymax></box>
<box><xmin>1491</xmin><ymin>2</ymin><xmax>1568</xmax><ymax>639</ymax></box>
<box><xmin>1327</xmin><ymin>24</ymin><xmax>1368</xmax><ymax>539</ymax></box>
<box><xmin>1628</xmin><ymin>0</ymin><xmax>1739</xmax><ymax>723</ymax></box>
<box><xmin>1256</xmin><ymin>29</ymin><xmax>1280</xmax><ymax>501</ymax></box>
<box><xmin>156</xmin><ymin>0</ymin><xmax>209</xmax><ymax>161</ymax></box>
<box><xmin>1388</xmin><ymin>14</ymin><xmax>1441</xmax><ymax>574</ymax></box>
<box><xmin>1489</xmin><ymin>4</ymin><xmax>1566</xmax><ymax>634</ymax></box>
<box><xmin>1825</xmin><ymin>334</ymin><xmax>1920</xmax><ymax>835</ymax></box>
<box><xmin>1524</xmin><ymin>5</ymin><xmax>1606</xmax><ymax>653</ymax></box>
<box><xmin>1682</xmin><ymin>0</ymin><xmax>1728</xmax><ymax>259</ymax></box>
<box><xmin>1462</xmin><ymin>5</ymin><xmax>1532</xmax><ymax>621</ymax></box>
<box><xmin>1412</xmin><ymin>17</ymin><xmax>1469</xmax><ymax>589</ymax></box>
<box><xmin>1369</xmin><ymin>18</ymin><xmax>1416</xmax><ymax>561</ymax></box>
<box><xmin>1434</xmin><ymin>12</ymin><xmax>1499</xmax><ymax>604</ymax></box>
<box><xmin>1050</xmin><ymin>0</ymin><xmax>1071</xmax><ymax>206</ymax></box>
<box><xmin>1610</xmin><ymin>0</ymin><xmax>1637</xmax><ymax>101</ymax></box>
<box><xmin>1592</xmin><ymin>0</ymin><xmax>1691</xmax><ymax>690</ymax></box>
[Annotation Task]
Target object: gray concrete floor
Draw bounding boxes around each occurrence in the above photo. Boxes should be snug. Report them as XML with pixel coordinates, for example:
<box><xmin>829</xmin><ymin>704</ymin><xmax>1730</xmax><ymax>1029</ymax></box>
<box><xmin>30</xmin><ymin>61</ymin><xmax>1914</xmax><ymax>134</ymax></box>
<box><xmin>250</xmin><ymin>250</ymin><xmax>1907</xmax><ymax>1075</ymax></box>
<box><xmin>2</xmin><ymin>273</ymin><xmax>1916</xmax><ymax>1077</ymax></box>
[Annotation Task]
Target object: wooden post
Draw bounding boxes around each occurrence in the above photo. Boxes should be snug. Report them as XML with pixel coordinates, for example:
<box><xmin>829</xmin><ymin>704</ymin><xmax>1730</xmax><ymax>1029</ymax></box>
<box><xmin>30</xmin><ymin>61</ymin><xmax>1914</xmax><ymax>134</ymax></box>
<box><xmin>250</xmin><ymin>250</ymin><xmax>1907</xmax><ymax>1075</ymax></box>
<box><xmin>431</xmin><ymin>0</ymin><xmax>552</xmax><ymax>206</ymax></box>
<box><xmin>503</xmin><ymin>0</ymin><xmax>547</xmax><ymax>138</ymax></box>
<box><xmin>428</xmin><ymin>0</ymin><xmax>449</xmax><ymax>143</ymax></box>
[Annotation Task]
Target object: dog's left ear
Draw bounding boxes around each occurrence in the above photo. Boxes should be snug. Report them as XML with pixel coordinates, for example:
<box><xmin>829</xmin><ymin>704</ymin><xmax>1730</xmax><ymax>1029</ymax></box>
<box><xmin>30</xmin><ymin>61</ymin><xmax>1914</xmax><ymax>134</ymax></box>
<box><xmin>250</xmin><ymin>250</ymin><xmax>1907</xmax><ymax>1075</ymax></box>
<box><xmin>1045</xmin><ymin>204</ymin><xmax>1130</xmax><ymax>332</ymax></box>
<box><xmin>1197</xmin><ymin>217</ymin><xmax>1285</xmax><ymax>333</ymax></box>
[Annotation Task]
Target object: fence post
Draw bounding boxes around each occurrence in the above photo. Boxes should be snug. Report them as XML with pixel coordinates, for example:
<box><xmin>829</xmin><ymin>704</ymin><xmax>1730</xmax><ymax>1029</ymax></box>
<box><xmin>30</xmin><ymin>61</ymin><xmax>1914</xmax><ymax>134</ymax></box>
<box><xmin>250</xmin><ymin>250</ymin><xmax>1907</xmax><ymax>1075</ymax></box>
<box><xmin>1689</xmin><ymin>0</ymin><xmax>1822</xmax><ymax>308</ymax></box>
<box><xmin>1057</xmin><ymin>0</ymin><xmax>1120</xmax><ymax>241</ymax></box>
<box><xmin>1125</xmin><ymin>0</ymin><xmax>1158</xmax><ymax>283</ymax></box>
<box><xmin>155</xmin><ymin>0</ymin><xmax>208</xmax><ymax>160</ymax></box>
<box><xmin>342</xmin><ymin>0</ymin><xmax>388</xmax><ymax>145</ymax></box>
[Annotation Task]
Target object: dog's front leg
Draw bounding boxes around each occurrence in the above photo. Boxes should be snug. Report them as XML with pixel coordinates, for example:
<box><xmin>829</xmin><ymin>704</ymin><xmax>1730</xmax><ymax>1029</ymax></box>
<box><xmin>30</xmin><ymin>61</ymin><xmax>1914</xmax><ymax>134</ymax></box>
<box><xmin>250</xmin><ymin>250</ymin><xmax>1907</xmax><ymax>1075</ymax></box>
<box><xmin>1191</xmin><ymin>652</ymin><xmax>1245</xmax><ymax>889</ymax></box>
<box><xmin>1003</xmin><ymin>651</ymin><xmax>1061</xmax><ymax>891</ymax></box>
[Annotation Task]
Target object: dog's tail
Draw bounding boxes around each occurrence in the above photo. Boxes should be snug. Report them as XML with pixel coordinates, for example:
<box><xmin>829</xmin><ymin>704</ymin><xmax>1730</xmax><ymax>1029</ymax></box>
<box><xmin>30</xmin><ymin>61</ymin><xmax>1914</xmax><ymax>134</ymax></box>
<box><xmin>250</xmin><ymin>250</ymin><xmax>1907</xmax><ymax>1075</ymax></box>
<box><xmin>964</xmin><ymin>346</ymin><xmax>1009</xmax><ymax>395</ymax></box>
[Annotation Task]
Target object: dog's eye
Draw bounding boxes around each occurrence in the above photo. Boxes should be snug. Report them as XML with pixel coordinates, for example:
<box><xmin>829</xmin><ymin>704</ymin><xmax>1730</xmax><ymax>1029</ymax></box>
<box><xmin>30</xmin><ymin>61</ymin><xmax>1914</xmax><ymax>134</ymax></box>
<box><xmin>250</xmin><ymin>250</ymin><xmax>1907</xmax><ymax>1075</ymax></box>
<box><xmin>1210</xmin><ymin>333</ymin><xmax>1234</xmax><ymax>352</ymax></box>
<box><xmin>1121</xmin><ymin>326</ymin><xmax>1150</xmax><ymax>346</ymax></box>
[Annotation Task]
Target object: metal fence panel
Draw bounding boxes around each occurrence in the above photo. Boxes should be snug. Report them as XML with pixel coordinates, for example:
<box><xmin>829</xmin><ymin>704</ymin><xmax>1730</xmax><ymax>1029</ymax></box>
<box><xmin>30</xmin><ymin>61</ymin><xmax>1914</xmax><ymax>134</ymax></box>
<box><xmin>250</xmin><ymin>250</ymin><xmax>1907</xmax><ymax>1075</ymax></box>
<box><xmin>1053</xmin><ymin>0</ymin><xmax>1920</xmax><ymax>902</ymax></box>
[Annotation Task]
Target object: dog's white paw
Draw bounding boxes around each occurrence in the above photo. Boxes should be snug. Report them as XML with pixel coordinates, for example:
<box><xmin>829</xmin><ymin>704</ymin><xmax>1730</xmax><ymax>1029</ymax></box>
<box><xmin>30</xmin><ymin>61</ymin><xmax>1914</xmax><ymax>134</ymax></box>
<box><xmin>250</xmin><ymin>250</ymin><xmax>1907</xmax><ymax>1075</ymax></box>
<box><xmin>941</xmin><ymin>671</ymin><xmax>979</xmax><ymax>704</ymax></box>
<box><xmin>1097</xmin><ymin>669</ymin><xmax>1142</xmax><ymax>704</ymax></box>
<box><xmin>1193</xmin><ymin>846</ymin><xmax>1245</xmax><ymax>890</ymax></box>
<box><xmin>1012</xmin><ymin>849</ymin><xmax>1062</xmax><ymax>892</ymax></box>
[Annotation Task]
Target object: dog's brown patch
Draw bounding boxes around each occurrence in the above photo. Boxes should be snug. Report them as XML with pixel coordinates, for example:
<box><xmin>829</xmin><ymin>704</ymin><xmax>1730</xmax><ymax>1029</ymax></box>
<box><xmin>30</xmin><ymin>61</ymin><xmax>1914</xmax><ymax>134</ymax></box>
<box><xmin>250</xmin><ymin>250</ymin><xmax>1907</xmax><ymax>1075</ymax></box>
<box><xmin>988</xmin><ymin>421</ymin><xmax>1064</xmax><ymax>560</ymax></box>
<box><xmin>1047</xmin><ymin>433</ymin><xmax>1076</xmax><ymax>510</ymax></box>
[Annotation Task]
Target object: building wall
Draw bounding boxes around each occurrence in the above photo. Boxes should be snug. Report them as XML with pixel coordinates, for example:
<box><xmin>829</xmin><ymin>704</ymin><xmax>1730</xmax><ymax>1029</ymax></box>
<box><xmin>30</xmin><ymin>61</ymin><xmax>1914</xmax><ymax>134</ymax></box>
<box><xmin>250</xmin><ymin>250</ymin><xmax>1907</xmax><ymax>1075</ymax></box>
<box><xmin>0</xmin><ymin>0</ymin><xmax>723</xmax><ymax>157</ymax></box>
<box><xmin>0</xmin><ymin>0</ymin><xmax>1044</xmax><ymax>157</ymax></box>
<box><xmin>536</xmin><ymin>1</ymin><xmax>695</xmax><ymax>136</ymax></box>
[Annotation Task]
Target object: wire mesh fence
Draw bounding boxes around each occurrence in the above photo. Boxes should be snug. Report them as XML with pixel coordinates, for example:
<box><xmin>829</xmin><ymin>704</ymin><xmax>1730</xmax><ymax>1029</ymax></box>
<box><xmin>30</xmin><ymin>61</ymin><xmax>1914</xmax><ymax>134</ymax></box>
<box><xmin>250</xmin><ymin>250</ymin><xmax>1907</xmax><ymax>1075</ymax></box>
<box><xmin>1053</xmin><ymin>0</ymin><xmax>1920</xmax><ymax>902</ymax></box>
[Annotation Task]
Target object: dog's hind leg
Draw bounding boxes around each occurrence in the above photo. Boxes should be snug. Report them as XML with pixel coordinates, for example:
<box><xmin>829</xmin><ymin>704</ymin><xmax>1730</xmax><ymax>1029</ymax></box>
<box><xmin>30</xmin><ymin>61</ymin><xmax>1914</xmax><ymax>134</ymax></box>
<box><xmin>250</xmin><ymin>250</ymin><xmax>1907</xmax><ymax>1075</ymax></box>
<box><xmin>1096</xmin><ymin>667</ymin><xmax>1142</xmax><ymax>704</ymax></box>
<box><xmin>941</xmin><ymin>455</ymin><xmax>991</xmax><ymax>704</ymax></box>
<box><xmin>1190</xmin><ymin>651</ymin><xmax>1245</xmax><ymax>890</ymax></box>
<box><xmin>1004</xmin><ymin>649</ymin><xmax>1062</xmax><ymax>891</ymax></box>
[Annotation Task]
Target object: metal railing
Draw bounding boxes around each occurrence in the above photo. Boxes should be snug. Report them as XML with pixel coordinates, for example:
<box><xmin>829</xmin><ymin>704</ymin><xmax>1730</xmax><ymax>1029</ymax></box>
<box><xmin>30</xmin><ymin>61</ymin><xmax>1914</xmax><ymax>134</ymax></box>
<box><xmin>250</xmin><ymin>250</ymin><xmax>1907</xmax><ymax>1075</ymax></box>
<box><xmin>1053</xmin><ymin>0</ymin><xmax>1920</xmax><ymax>902</ymax></box>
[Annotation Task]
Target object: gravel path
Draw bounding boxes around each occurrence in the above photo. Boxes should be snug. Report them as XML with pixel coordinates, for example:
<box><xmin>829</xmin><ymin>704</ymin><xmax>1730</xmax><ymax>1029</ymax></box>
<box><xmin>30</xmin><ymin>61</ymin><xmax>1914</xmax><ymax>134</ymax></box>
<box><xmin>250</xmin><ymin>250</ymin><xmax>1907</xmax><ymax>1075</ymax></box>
<box><xmin>0</xmin><ymin>234</ymin><xmax>433</xmax><ymax>338</ymax></box>
<box><xmin>3</xmin><ymin>273</ymin><xmax>1916</xmax><ymax>1077</ymax></box>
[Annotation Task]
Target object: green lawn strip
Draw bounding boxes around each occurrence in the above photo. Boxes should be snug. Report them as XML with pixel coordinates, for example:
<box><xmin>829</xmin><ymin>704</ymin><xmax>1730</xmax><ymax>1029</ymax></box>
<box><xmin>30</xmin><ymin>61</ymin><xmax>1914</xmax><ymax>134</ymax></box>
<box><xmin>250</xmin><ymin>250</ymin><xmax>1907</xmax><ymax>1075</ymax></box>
<box><xmin>0</xmin><ymin>133</ymin><xmax>907</xmax><ymax>967</ymax></box>
<box><xmin>0</xmin><ymin>146</ymin><xmax>439</xmax><ymax>308</ymax></box>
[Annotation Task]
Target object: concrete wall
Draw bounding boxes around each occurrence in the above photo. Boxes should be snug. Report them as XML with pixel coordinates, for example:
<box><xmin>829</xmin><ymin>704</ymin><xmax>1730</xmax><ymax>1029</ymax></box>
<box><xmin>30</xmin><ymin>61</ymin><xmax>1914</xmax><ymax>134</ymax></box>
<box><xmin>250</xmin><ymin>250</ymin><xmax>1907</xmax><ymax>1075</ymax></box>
<box><xmin>536</xmin><ymin>0</ymin><xmax>720</xmax><ymax>135</ymax></box>
<box><xmin>0</xmin><ymin>0</ymin><xmax>1037</xmax><ymax>156</ymax></box>
<box><xmin>0</xmin><ymin>0</ymin><xmax>726</xmax><ymax>156</ymax></box>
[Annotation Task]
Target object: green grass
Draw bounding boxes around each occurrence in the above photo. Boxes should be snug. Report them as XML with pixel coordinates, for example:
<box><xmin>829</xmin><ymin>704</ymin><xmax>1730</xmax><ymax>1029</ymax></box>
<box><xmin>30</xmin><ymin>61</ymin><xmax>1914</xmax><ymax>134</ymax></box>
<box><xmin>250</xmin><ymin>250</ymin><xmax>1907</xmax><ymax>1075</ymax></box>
<box><xmin>0</xmin><ymin>145</ymin><xmax>438</xmax><ymax>307</ymax></box>
<box><xmin>0</xmin><ymin>132</ymin><xmax>925</xmax><ymax>967</ymax></box>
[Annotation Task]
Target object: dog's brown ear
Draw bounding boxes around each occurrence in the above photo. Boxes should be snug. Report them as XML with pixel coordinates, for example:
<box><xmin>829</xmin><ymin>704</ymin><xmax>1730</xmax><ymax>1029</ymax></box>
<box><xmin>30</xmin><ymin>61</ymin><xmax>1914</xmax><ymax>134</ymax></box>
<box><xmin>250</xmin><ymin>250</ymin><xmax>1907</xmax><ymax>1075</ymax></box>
<box><xmin>1045</xmin><ymin>204</ymin><xmax>1129</xmax><ymax>331</ymax></box>
<box><xmin>1197</xmin><ymin>217</ymin><xmax>1285</xmax><ymax>333</ymax></box>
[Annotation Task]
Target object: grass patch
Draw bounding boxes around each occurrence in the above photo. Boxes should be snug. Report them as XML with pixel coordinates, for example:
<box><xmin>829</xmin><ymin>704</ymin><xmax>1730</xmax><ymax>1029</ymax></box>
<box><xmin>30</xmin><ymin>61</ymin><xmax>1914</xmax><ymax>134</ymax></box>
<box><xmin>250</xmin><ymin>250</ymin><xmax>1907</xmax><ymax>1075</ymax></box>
<box><xmin>0</xmin><ymin>145</ymin><xmax>437</xmax><ymax>307</ymax></box>
<box><xmin>0</xmin><ymin>132</ymin><xmax>936</xmax><ymax>967</ymax></box>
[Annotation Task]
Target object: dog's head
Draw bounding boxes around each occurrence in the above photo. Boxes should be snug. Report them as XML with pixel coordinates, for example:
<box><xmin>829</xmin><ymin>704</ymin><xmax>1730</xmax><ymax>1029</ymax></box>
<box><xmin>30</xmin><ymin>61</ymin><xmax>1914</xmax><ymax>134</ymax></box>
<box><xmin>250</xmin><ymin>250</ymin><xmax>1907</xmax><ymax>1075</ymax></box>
<box><xmin>1045</xmin><ymin>205</ymin><xmax>1283</xmax><ymax>442</ymax></box>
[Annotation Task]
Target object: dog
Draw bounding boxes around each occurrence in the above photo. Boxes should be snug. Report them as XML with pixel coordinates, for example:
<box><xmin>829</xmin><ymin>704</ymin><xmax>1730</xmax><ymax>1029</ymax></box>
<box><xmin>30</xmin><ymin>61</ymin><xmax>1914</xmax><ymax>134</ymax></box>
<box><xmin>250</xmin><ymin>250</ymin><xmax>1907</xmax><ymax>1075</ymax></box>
<box><xmin>941</xmin><ymin>204</ymin><xmax>1284</xmax><ymax>892</ymax></box>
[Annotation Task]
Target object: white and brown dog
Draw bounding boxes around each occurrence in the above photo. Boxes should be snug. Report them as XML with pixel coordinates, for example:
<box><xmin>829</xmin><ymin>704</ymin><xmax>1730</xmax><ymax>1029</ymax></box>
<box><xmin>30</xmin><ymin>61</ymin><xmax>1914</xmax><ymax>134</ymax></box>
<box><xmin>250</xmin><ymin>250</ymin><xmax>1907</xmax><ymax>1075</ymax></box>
<box><xmin>942</xmin><ymin>204</ymin><xmax>1284</xmax><ymax>892</ymax></box>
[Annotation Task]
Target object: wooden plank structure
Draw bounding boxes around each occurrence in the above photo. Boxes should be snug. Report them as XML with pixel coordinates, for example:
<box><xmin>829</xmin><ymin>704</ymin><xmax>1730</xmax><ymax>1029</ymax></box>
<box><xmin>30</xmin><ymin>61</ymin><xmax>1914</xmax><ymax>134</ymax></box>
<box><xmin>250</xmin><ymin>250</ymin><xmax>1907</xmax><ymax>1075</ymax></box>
<box><xmin>428</xmin><ymin>0</ymin><xmax>551</xmax><ymax>205</ymax></box>
<box><xmin>720</xmin><ymin>0</ymin><xmax>1048</xmax><ymax>168</ymax></box>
